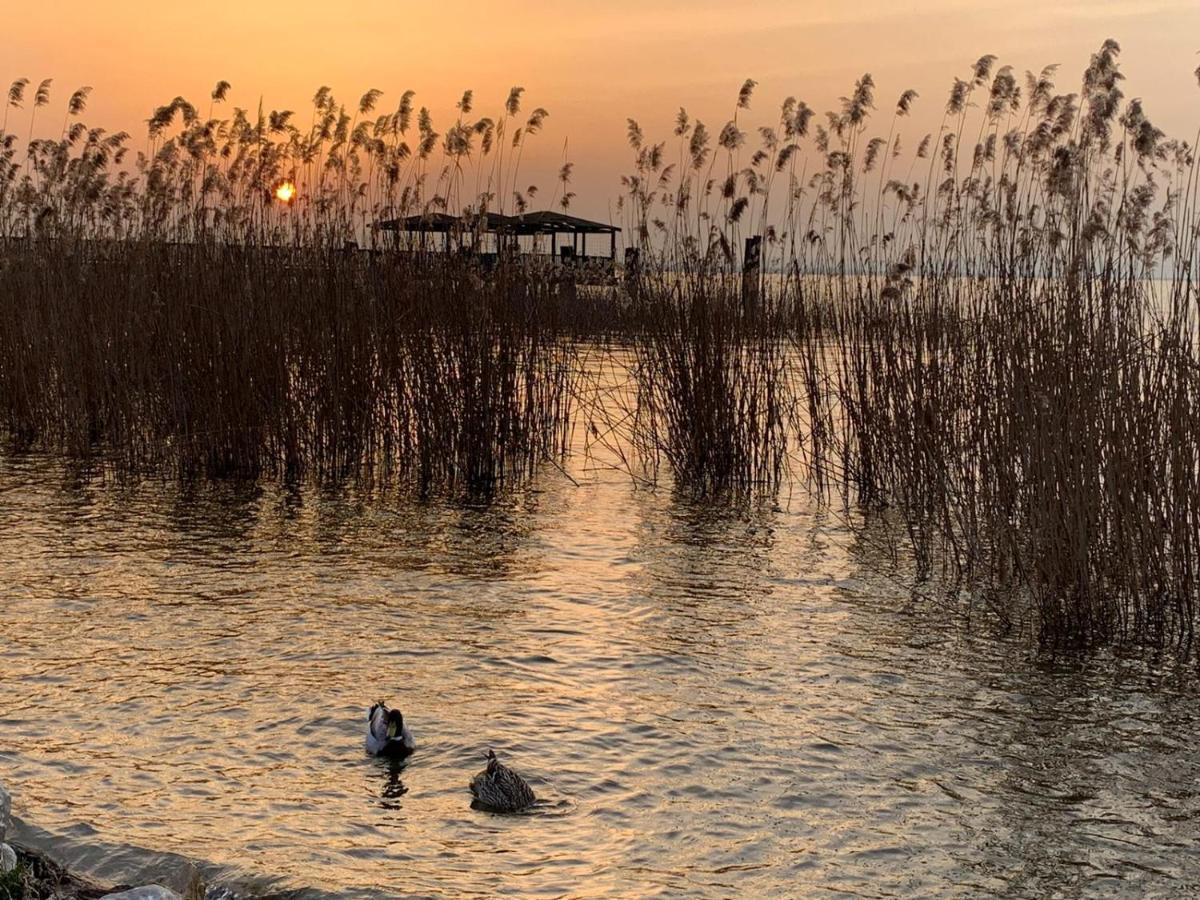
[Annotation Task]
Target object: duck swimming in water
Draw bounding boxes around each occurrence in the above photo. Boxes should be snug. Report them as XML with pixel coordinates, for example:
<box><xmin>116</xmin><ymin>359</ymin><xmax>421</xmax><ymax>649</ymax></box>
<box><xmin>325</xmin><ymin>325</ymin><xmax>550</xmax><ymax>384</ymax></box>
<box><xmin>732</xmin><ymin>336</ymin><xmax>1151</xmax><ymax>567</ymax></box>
<box><xmin>366</xmin><ymin>701</ymin><xmax>415</xmax><ymax>758</ymax></box>
<box><xmin>470</xmin><ymin>749</ymin><xmax>536</xmax><ymax>813</ymax></box>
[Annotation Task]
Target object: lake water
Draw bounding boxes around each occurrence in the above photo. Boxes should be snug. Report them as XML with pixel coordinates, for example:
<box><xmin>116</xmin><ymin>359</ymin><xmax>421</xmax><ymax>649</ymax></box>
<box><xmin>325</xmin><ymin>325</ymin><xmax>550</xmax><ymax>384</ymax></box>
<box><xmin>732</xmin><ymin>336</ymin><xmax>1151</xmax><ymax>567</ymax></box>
<box><xmin>2</xmin><ymin>452</ymin><xmax>1199</xmax><ymax>898</ymax></box>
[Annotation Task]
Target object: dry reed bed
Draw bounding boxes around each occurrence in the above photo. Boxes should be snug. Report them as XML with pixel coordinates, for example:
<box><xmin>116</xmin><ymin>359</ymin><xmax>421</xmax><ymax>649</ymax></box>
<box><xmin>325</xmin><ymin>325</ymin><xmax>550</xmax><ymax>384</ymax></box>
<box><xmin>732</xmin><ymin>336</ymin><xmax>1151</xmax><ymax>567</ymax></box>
<box><xmin>0</xmin><ymin>244</ymin><xmax>573</xmax><ymax>490</ymax></box>
<box><xmin>3</xmin><ymin>43</ymin><xmax>1200</xmax><ymax>653</ymax></box>
<box><xmin>615</xmin><ymin>41</ymin><xmax>1200</xmax><ymax>652</ymax></box>
<box><xmin>0</xmin><ymin>82</ymin><xmax>576</xmax><ymax>491</ymax></box>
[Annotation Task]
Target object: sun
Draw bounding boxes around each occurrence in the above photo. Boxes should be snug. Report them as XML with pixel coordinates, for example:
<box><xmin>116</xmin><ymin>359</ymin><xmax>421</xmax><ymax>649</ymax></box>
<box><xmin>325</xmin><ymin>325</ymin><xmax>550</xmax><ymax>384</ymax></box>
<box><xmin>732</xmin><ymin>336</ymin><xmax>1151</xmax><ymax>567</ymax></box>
<box><xmin>274</xmin><ymin>181</ymin><xmax>297</xmax><ymax>204</ymax></box>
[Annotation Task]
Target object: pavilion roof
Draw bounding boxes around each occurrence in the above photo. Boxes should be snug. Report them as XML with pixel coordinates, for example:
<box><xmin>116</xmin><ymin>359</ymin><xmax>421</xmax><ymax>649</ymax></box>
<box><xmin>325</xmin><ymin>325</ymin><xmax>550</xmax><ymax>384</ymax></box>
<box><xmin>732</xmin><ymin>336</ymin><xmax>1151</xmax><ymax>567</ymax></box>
<box><xmin>375</xmin><ymin>210</ymin><xmax>618</xmax><ymax>236</ymax></box>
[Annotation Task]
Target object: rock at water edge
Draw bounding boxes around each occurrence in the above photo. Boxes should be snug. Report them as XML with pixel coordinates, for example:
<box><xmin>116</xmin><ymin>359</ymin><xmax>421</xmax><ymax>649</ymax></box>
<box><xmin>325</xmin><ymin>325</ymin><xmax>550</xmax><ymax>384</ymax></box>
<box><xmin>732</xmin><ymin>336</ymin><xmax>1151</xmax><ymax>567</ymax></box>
<box><xmin>0</xmin><ymin>781</ymin><xmax>10</xmax><ymax>841</ymax></box>
<box><xmin>101</xmin><ymin>887</ymin><xmax>185</xmax><ymax>900</ymax></box>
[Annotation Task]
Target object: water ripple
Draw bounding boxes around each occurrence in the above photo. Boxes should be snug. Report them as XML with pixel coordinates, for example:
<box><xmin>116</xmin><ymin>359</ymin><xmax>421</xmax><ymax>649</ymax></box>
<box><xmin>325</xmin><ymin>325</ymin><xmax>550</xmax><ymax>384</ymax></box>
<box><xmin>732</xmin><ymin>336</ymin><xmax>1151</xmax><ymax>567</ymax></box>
<box><xmin>1</xmin><ymin>453</ymin><xmax>1199</xmax><ymax>897</ymax></box>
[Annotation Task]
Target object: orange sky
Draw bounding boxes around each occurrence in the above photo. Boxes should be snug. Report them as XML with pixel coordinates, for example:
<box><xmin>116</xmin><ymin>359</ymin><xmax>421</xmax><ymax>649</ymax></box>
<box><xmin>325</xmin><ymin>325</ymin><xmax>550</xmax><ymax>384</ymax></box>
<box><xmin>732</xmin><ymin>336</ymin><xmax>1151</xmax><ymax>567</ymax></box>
<box><xmin>5</xmin><ymin>1</ymin><xmax>1199</xmax><ymax>221</ymax></box>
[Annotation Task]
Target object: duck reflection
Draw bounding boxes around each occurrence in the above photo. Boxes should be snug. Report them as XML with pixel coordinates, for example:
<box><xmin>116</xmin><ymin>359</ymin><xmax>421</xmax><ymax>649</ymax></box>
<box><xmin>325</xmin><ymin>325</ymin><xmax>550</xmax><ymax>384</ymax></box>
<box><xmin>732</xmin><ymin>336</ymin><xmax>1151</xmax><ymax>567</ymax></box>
<box><xmin>376</xmin><ymin>756</ymin><xmax>410</xmax><ymax>810</ymax></box>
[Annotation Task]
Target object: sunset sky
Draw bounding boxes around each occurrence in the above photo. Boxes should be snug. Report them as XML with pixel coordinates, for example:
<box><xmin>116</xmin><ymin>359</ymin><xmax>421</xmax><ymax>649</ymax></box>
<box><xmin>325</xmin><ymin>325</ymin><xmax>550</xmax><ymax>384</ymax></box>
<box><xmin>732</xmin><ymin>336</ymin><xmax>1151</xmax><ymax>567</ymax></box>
<box><xmin>5</xmin><ymin>0</ymin><xmax>1199</xmax><ymax>221</ymax></box>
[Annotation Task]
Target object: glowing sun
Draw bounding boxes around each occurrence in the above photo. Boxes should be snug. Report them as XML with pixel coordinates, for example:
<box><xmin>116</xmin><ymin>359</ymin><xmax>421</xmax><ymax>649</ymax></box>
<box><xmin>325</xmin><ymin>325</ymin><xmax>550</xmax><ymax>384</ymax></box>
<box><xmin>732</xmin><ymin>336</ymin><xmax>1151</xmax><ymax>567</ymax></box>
<box><xmin>274</xmin><ymin>181</ymin><xmax>297</xmax><ymax>203</ymax></box>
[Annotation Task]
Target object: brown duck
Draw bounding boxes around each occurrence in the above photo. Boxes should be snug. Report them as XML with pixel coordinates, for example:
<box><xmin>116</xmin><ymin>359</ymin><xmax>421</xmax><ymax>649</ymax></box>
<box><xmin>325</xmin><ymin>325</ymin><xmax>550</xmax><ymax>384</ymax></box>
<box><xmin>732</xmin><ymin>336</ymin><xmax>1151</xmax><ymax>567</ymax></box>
<box><xmin>469</xmin><ymin>749</ymin><xmax>536</xmax><ymax>812</ymax></box>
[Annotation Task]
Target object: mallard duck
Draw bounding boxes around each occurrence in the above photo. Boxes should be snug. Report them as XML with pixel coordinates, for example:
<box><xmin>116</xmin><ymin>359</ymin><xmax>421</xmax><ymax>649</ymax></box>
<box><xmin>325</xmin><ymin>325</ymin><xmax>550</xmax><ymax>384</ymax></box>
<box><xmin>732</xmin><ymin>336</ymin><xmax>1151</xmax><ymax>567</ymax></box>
<box><xmin>469</xmin><ymin>749</ymin><xmax>536</xmax><ymax>812</ymax></box>
<box><xmin>365</xmin><ymin>701</ymin><xmax>415</xmax><ymax>757</ymax></box>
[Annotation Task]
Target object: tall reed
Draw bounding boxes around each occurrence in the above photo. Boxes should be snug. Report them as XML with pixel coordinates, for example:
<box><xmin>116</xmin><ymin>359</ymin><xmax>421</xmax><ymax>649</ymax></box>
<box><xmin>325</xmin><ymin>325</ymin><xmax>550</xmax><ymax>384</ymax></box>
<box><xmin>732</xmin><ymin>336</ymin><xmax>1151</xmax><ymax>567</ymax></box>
<box><xmin>0</xmin><ymin>242</ymin><xmax>574</xmax><ymax>491</ymax></box>
<box><xmin>4</xmin><ymin>44</ymin><xmax>1200</xmax><ymax>653</ymax></box>
<box><xmin>616</xmin><ymin>42</ymin><xmax>1200</xmax><ymax>652</ymax></box>
<box><xmin>0</xmin><ymin>84</ymin><xmax>574</xmax><ymax>493</ymax></box>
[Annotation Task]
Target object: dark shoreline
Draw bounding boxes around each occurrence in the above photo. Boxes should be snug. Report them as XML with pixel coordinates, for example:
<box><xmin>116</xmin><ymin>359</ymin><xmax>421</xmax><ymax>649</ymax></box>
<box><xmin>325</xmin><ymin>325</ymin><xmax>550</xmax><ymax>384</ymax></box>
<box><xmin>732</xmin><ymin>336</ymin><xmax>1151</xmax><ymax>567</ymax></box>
<box><xmin>4</xmin><ymin>842</ymin><xmax>112</xmax><ymax>899</ymax></box>
<box><xmin>1</xmin><ymin>781</ymin><xmax>284</xmax><ymax>900</ymax></box>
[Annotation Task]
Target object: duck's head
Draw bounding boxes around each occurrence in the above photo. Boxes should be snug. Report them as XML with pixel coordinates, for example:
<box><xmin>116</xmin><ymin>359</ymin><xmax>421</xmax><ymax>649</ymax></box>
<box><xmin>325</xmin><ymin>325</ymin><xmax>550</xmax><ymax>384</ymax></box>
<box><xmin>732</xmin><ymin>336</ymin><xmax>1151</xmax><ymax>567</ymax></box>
<box><xmin>368</xmin><ymin>701</ymin><xmax>387</xmax><ymax>721</ymax></box>
<box><xmin>485</xmin><ymin>748</ymin><xmax>498</xmax><ymax>775</ymax></box>
<box><xmin>385</xmin><ymin>709</ymin><xmax>405</xmax><ymax>740</ymax></box>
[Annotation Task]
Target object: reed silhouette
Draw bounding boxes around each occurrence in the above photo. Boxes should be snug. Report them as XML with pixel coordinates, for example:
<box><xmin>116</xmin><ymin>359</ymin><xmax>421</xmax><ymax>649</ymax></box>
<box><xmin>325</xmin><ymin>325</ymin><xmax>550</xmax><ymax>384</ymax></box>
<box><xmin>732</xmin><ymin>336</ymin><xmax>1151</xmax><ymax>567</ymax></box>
<box><xmin>0</xmin><ymin>85</ymin><xmax>573</xmax><ymax>492</ymax></box>
<box><xmin>3</xmin><ymin>42</ymin><xmax>1200</xmax><ymax>652</ymax></box>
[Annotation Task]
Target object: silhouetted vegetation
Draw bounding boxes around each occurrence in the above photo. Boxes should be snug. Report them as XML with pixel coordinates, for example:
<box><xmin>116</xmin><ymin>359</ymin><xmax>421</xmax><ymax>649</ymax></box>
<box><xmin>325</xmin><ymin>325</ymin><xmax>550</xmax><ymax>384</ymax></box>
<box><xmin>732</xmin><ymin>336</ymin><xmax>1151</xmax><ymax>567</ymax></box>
<box><xmin>617</xmin><ymin>42</ymin><xmax>1200</xmax><ymax>652</ymax></box>
<box><xmin>0</xmin><ymin>85</ymin><xmax>573</xmax><ymax>492</ymax></box>
<box><xmin>3</xmin><ymin>42</ymin><xmax>1200</xmax><ymax>652</ymax></box>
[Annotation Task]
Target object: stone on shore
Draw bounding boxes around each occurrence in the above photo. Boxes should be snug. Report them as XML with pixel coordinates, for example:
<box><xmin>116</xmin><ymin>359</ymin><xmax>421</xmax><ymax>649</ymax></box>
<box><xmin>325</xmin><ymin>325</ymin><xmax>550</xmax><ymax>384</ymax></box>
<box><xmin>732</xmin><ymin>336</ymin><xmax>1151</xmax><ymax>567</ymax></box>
<box><xmin>0</xmin><ymin>842</ymin><xmax>17</xmax><ymax>874</ymax></box>
<box><xmin>101</xmin><ymin>886</ymin><xmax>184</xmax><ymax>900</ymax></box>
<box><xmin>0</xmin><ymin>780</ymin><xmax>11</xmax><ymax>841</ymax></box>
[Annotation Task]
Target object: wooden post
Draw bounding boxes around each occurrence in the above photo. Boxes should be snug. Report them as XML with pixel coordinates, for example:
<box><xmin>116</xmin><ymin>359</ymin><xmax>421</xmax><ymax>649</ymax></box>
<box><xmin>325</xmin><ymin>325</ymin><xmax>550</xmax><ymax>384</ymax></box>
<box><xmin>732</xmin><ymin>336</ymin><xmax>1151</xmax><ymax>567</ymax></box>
<box><xmin>742</xmin><ymin>235</ymin><xmax>762</xmax><ymax>314</ymax></box>
<box><xmin>558</xmin><ymin>243</ymin><xmax>577</xmax><ymax>310</ymax></box>
<box><xmin>624</xmin><ymin>247</ymin><xmax>641</xmax><ymax>302</ymax></box>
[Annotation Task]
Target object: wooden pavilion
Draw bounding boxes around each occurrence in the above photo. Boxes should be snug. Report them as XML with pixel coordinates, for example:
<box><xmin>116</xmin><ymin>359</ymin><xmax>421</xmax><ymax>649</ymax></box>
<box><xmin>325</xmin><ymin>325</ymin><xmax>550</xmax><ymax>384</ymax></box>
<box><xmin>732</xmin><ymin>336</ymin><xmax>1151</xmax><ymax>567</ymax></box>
<box><xmin>374</xmin><ymin>210</ymin><xmax>620</xmax><ymax>278</ymax></box>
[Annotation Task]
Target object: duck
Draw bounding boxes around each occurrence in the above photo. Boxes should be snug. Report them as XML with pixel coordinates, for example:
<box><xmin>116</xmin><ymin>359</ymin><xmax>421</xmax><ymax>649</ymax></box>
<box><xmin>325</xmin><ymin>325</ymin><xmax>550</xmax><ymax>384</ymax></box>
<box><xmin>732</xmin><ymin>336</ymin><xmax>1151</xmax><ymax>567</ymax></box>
<box><xmin>469</xmin><ymin>749</ymin><xmax>536</xmax><ymax>812</ymax></box>
<box><xmin>365</xmin><ymin>701</ymin><xmax>415</xmax><ymax>758</ymax></box>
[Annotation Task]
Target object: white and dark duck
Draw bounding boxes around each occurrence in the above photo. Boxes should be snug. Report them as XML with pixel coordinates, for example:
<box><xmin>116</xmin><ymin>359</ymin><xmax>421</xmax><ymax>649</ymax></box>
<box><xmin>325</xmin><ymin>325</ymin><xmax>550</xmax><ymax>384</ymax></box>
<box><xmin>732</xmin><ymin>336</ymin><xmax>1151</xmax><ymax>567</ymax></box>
<box><xmin>469</xmin><ymin>749</ymin><xmax>536</xmax><ymax>813</ymax></box>
<box><xmin>365</xmin><ymin>701</ymin><xmax>415</xmax><ymax>758</ymax></box>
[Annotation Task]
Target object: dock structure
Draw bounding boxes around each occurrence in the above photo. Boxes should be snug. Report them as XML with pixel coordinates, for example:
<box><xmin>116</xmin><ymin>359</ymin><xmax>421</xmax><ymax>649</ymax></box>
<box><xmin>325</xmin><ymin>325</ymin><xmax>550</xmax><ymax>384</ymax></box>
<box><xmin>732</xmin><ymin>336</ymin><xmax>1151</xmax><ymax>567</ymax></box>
<box><xmin>374</xmin><ymin>210</ymin><xmax>620</xmax><ymax>281</ymax></box>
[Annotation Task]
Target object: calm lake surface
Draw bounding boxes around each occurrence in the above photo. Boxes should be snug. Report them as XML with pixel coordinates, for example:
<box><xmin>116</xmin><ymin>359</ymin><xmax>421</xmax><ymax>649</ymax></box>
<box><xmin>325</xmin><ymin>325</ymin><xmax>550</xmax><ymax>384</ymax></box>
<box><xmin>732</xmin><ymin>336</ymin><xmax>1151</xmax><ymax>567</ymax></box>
<box><xmin>2</xmin><ymin>451</ymin><xmax>1199</xmax><ymax>898</ymax></box>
